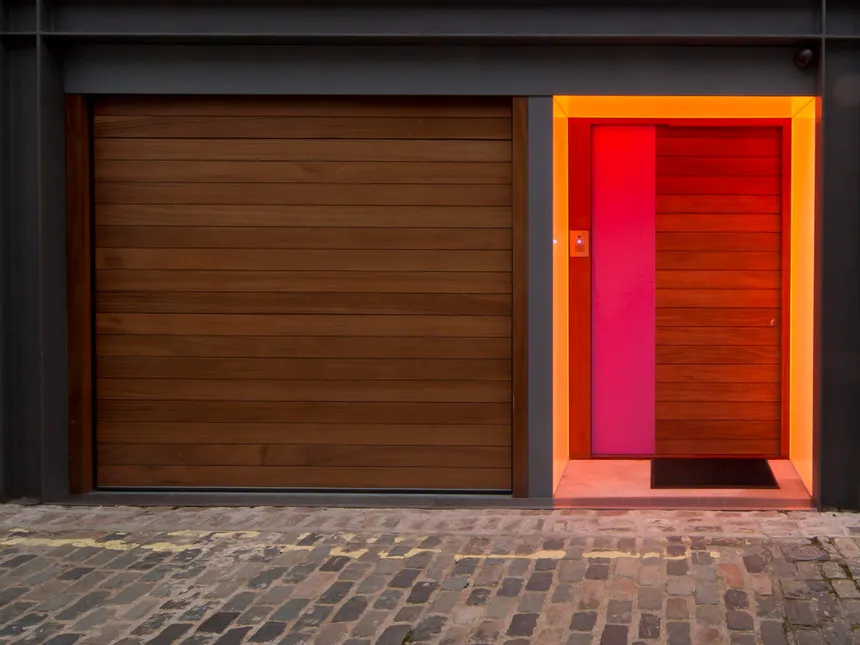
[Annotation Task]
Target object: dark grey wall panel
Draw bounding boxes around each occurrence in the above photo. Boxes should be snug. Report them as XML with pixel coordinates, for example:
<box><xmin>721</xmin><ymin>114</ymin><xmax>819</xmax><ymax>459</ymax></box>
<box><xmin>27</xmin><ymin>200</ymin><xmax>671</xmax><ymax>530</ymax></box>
<box><xmin>0</xmin><ymin>38</ymin><xmax>69</xmax><ymax>502</ymax></box>
<box><xmin>526</xmin><ymin>97</ymin><xmax>554</xmax><ymax>500</ymax></box>
<box><xmin>37</xmin><ymin>41</ymin><xmax>69</xmax><ymax>501</ymax></box>
<box><xmin>812</xmin><ymin>51</ymin><xmax>824</xmax><ymax>508</ymax></box>
<box><xmin>62</xmin><ymin>44</ymin><xmax>816</xmax><ymax>96</ymax></box>
<box><xmin>818</xmin><ymin>41</ymin><xmax>860</xmax><ymax>510</ymax></box>
<box><xmin>45</xmin><ymin>0</ymin><xmax>820</xmax><ymax>38</ymax></box>
<box><xmin>2</xmin><ymin>0</ymin><xmax>37</xmax><ymax>33</ymax></box>
<box><xmin>824</xmin><ymin>1</ymin><xmax>860</xmax><ymax>37</ymax></box>
<box><xmin>5</xmin><ymin>41</ymin><xmax>39</xmax><ymax>499</ymax></box>
<box><xmin>0</xmin><ymin>40</ymin><xmax>7</xmax><ymax>499</ymax></box>
<box><xmin>65</xmin><ymin>45</ymin><xmax>816</xmax><ymax>96</ymax></box>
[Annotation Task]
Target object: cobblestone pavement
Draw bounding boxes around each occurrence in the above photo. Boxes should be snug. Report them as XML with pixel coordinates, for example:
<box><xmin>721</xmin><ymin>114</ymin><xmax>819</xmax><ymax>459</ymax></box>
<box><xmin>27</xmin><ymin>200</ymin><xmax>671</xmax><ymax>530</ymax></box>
<box><xmin>2</xmin><ymin>506</ymin><xmax>860</xmax><ymax>645</ymax></box>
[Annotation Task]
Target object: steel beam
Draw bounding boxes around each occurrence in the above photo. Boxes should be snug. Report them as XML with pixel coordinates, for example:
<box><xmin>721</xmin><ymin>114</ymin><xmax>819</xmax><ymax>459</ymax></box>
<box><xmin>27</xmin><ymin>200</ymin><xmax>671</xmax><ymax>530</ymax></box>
<box><xmin>63</xmin><ymin>44</ymin><xmax>816</xmax><ymax>96</ymax></box>
<box><xmin>817</xmin><ymin>39</ymin><xmax>860</xmax><ymax>510</ymax></box>
<box><xmin>36</xmin><ymin>39</ymin><xmax>69</xmax><ymax>501</ymax></box>
<box><xmin>4</xmin><ymin>38</ymin><xmax>38</xmax><ymax>499</ymax></box>
<box><xmin>39</xmin><ymin>0</ymin><xmax>820</xmax><ymax>41</ymax></box>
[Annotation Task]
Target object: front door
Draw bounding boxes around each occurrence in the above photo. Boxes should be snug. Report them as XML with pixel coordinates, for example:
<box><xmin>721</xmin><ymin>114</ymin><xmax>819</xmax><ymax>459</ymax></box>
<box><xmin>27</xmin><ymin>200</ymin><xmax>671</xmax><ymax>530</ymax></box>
<box><xmin>572</xmin><ymin>122</ymin><xmax>786</xmax><ymax>459</ymax></box>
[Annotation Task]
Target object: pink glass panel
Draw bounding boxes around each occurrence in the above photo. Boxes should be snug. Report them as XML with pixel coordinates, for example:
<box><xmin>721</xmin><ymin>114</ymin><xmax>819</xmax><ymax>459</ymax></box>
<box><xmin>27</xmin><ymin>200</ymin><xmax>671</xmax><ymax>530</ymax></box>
<box><xmin>591</xmin><ymin>126</ymin><xmax>656</xmax><ymax>455</ymax></box>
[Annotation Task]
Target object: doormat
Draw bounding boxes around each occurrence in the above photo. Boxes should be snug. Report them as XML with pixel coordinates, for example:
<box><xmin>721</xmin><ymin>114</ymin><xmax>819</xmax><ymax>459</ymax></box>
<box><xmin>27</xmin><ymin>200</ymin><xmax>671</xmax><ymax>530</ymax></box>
<box><xmin>650</xmin><ymin>458</ymin><xmax>778</xmax><ymax>489</ymax></box>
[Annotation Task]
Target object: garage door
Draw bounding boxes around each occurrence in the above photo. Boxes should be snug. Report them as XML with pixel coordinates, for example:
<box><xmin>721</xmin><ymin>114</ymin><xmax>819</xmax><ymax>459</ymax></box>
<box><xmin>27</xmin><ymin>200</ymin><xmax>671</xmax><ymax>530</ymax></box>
<box><xmin>92</xmin><ymin>96</ymin><xmax>514</xmax><ymax>491</ymax></box>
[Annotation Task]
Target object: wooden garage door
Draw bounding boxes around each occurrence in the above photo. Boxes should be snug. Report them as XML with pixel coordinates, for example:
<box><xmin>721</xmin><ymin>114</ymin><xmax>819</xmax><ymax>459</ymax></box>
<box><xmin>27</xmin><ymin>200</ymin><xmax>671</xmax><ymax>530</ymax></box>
<box><xmin>655</xmin><ymin>125</ymin><xmax>784</xmax><ymax>457</ymax></box>
<box><xmin>92</xmin><ymin>96</ymin><xmax>514</xmax><ymax>491</ymax></box>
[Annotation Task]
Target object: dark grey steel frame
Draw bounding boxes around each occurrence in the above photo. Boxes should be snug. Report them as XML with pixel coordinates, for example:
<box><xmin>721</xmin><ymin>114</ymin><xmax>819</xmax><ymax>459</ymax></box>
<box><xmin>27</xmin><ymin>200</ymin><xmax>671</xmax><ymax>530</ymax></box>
<box><xmin>1</xmin><ymin>0</ymin><xmax>857</xmax><ymax>508</ymax></box>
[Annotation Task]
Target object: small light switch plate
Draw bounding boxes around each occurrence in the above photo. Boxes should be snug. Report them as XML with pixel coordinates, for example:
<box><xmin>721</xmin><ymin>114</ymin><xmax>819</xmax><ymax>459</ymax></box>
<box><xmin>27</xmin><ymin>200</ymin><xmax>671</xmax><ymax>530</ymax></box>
<box><xmin>570</xmin><ymin>231</ymin><xmax>590</xmax><ymax>257</ymax></box>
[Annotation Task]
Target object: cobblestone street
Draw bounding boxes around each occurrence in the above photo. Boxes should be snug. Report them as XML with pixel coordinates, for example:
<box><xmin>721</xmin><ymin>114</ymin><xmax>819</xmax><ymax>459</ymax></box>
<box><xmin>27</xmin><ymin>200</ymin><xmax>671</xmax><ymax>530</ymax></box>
<box><xmin>1</xmin><ymin>505</ymin><xmax>860</xmax><ymax>644</ymax></box>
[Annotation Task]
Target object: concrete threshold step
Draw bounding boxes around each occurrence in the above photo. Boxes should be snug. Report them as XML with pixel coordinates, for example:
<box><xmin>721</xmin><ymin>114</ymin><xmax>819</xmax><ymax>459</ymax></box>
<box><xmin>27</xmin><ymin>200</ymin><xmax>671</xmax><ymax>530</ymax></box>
<box><xmin>552</xmin><ymin>496</ymin><xmax>813</xmax><ymax>510</ymax></box>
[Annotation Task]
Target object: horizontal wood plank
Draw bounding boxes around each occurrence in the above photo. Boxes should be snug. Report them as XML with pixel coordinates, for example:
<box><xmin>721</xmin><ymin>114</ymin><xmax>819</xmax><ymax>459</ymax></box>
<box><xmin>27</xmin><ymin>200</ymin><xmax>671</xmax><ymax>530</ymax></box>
<box><xmin>98</xmin><ymin>443</ymin><xmax>511</xmax><ymax>468</ymax></box>
<box><xmin>656</xmin><ymin>214</ymin><xmax>780</xmax><ymax>232</ymax></box>
<box><xmin>96</xmin><ymin>226</ymin><xmax>512</xmax><ymax>250</ymax></box>
<box><xmin>657</xmin><ymin>328</ymin><xmax>780</xmax><ymax>346</ymax></box>
<box><xmin>657</xmin><ymin>232</ymin><xmax>780</xmax><ymax>252</ymax></box>
<box><xmin>96</xmin><ymin>182</ymin><xmax>511</xmax><ymax>207</ymax></box>
<box><xmin>97</xmin><ymin>378</ymin><xmax>512</xmax><ymax>403</ymax></box>
<box><xmin>656</xmin><ymin>137</ymin><xmax>781</xmax><ymax>157</ymax></box>
<box><xmin>94</xmin><ymin>96</ymin><xmax>513</xmax><ymax>118</ymax></box>
<box><xmin>96</xmin><ymin>292</ymin><xmax>512</xmax><ymax>316</ymax></box>
<box><xmin>656</xmin><ymin>345</ymin><xmax>780</xmax><ymax>364</ymax></box>
<box><xmin>654</xmin><ymin>439</ymin><xmax>780</xmax><ymax>456</ymax></box>
<box><xmin>656</xmin><ymin>364</ymin><xmax>780</xmax><ymax>383</ymax></box>
<box><xmin>656</xmin><ymin>271</ymin><xmax>780</xmax><ymax>290</ymax></box>
<box><xmin>96</xmin><ymin>313</ymin><xmax>512</xmax><ymax>337</ymax></box>
<box><xmin>658</xmin><ymin>127</ymin><xmax>781</xmax><ymax>139</ymax></box>
<box><xmin>656</xmin><ymin>402</ymin><xmax>780</xmax><ymax>421</ymax></box>
<box><xmin>97</xmin><ymin>204</ymin><xmax>512</xmax><ymax>229</ymax></box>
<box><xmin>95</xmin><ymin>138</ymin><xmax>513</xmax><ymax>163</ymax></box>
<box><xmin>657</xmin><ymin>195</ymin><xmax>780</xmax><ymax>214</ymax></box>
<box><xmin>97</xmin><ymin>400</ymin><xmax>512</xmax><ymax>424</ymax></box>
<box><xmin>658</xmin><ymin>252</ymin><xmax>780</xmax><ymax>271</ymax></box>
<box><xmin>95</xmin><ymin>160</ymin><xmax>513</xmax><ymax>185</ymax></box>
<box><xmin>656</xmin><ymin>156</ymin><xmax>781</xmax><ymax>176</ymax></box>
<box><xmin>657</xmin><ymin>175</ymin><xmax>781</xmax><ymax>195</ymax></box>
<box><xmin>97</xmin><ymin>270</ymin><xmax>513</xmax><ymax>294</ymax></box>
<box><xmin>97</xmin><ymin>335</ymin><xmax>512</xmax><ymax>359</ymax></box>
<box><xmin>657</xmin><ymin>382</ymin><xmax>780</xmax><ymax>402</ymax></box>
<box><xmin>97</xmin><ymin>422</ymin><xmax>512</xmax><ymax>446</ymax></box>
<box><xmin>97</xmin><ymin>465</ymin><xmax>512</xmax><ymax>490</ymax></box>
<box><xmin>656</xmin><ymin>420</ymin><xmax>781</xmax><ymax>440</ymax></box>
<box><xmin>656</xmin><ymin>290</ymin><xmax>780</xmax><ymax>308</ymax></box>
<box><xmin>656</xmin><ymin>308</ymin><xmax>779</xmax><ymax>327</ymax></box>
<box><xmin>94</xmin><ymin>116</ymin><xmax>513</xmax><ymax>140</ymax></box>
<box><xmin>98</xmin><ymin>357</ymin><xmax>511</xmax><ymax>381</ymax></box>
<box><xmin>95</xmin><ymin>249</ymin><xmax>512</xmax><ymax>272</ymax></box>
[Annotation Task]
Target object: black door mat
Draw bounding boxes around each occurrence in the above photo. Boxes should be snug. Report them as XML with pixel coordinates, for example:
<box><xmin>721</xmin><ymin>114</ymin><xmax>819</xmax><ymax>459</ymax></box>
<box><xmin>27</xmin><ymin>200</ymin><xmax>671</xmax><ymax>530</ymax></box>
<box><xmin>651</xmin><ymin>458</ymin><xmax>778</xmax><ymax>489</ymax></box>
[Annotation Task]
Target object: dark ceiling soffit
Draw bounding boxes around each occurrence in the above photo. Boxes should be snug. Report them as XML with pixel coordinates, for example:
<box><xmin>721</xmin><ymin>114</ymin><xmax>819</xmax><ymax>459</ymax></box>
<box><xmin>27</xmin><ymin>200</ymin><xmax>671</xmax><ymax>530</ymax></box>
<box><xmin>3</xmin><ymin>0</ymin><xmax>833</xmax><ymax>40</ymax></box>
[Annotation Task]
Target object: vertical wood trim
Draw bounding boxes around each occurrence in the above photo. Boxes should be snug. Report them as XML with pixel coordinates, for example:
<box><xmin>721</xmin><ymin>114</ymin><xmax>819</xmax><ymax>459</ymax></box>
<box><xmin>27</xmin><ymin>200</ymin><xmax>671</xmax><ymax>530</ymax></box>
<box><xmin>781</xmin><ymin>120</ymin><xmax>793</xmax><ymax>458</ymax></box>
<box><xmin>66</xmin><ymin>95</ymin><xmax>94</xmax><ymax>494</ymax></box>
<box><xmin>568</xmin><ymin>120</ymin><xmax>592</xmax><ymax>458</ymax></box>
<box><xmin>511</xmin><ymin>97</ymin><xmax>528</xmax><ymax>497</ymax></box>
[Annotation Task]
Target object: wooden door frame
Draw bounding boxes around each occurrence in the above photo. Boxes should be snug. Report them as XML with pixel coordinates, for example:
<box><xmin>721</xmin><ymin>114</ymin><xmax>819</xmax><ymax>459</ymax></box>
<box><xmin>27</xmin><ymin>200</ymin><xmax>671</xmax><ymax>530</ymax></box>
<box><xmin>568</xmin><ymin>117</ymin><xmax>792</xmax><ymax>460</ymax></box>
<box><xmin>779</xmin><ymin>124</ymin><xmax>792</xmax><ymax>459</ymax></box>
<box><xmin>66</xmin><ymin>94</ymin><xmax>95</xmax><ymax>494</ymax></box>
<box><xmin>568</xmin><ymin>119</ymin><xmax>592</xmax><ymax>459</ymax></box>
<box><xmin>66</xmin><ymin>95</ymin><xmax>530</xmax><ymax>497</ymax></box>
<box><xmin>511</xmin><ymin>97</ymin><xmax>529</xmax><ymax>496</ymax></box>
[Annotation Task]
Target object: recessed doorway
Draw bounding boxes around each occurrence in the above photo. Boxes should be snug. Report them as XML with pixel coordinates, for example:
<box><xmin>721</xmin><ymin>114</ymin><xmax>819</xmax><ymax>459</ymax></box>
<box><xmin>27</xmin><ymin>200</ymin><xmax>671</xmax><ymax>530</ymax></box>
<box><xmin>551</xmin><ymin>96</ymin><xmax>817</xmax><ymax>508</ymax></box>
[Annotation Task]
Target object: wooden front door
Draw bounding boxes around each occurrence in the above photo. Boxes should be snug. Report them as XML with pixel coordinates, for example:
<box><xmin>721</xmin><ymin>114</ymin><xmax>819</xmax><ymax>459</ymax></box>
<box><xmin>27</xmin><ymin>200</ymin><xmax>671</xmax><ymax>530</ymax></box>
<box><xmin>654</xmin><ymin>125</ymin><xmax>785</xmax><ymax>457</ymax></box>
<box><xmin>91</xmin><ymin>96</ymin><xmax>516</xmax><ymax>491</ymax></box>
<box><xmin>571</xmin><ymin>121</ymin><xmax>787</xmax><ymax>459</ymax></box>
